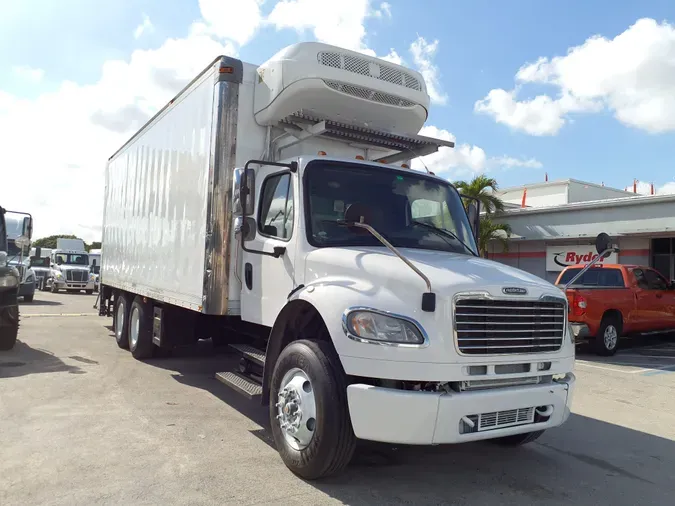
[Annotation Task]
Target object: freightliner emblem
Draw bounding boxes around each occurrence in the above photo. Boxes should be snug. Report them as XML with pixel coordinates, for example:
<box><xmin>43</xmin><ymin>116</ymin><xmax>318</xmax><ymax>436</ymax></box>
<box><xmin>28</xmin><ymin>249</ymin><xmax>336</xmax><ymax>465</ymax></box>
<box><xmin>502</xmin><ymin>287</ymin><xmax>528</xmax><ymax>295</ymax></box>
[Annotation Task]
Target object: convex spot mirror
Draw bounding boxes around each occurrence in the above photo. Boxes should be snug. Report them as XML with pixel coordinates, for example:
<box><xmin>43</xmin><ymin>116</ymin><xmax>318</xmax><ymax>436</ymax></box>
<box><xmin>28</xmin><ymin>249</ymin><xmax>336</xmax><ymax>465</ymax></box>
<box><xmin>595</xmin><ymin>232</ymin><xmax>613</xmax><ymax>257</ymax></box>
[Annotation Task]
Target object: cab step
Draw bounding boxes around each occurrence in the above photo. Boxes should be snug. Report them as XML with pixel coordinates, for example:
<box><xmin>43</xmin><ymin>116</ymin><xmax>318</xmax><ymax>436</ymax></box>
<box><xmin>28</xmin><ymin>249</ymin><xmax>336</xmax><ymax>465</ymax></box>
<box><xmin>229</xmin><ymin>343</ymin><xmax>265</xmax><ymax>366</ymax></box>
<box><xmin>216</xmin><ymin>371</ymin><xmax>263</xmax><ymax>400</ymax></box>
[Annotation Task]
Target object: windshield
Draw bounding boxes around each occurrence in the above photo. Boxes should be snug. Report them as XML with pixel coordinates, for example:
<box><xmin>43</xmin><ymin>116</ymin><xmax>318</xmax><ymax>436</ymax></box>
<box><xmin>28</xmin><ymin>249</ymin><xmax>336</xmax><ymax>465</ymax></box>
<box><xmin>305</xmin><ymin>161</ymin><xmax>478</xmax><ymax>255</ymax></box>
<box><xmin>55</xmin><ymin>253</ymin><xmax>89</xmax><ymax>266</ymax></box>
<box><xmin>31</xmin><ymin>257</ymin><xmax>50</xmax><ymax>268</ymax></box>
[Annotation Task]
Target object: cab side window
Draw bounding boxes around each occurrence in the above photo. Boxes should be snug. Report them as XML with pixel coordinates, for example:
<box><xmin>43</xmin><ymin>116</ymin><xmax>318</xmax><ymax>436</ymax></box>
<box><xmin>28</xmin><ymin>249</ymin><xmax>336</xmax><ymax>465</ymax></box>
<box><xmin>258</xmin><ymin>173</ymin><xmax>294</xmax><ymax>241</ymax></box>
<box><xmin>633</xmin><ymin>269</ymin><xmax>649</xmax><ymax>289</ymax></box>
<box><xmin>645</xmin><ymin>269</ymin><xmax>668</xmax><ymax>290</ymax></box>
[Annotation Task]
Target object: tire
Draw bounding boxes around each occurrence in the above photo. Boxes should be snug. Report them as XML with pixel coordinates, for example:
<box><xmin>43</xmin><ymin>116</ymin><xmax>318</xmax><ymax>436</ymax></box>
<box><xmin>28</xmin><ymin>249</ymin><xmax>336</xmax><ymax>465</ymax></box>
<box><xmin>113</xmin><ymin>293</ymin><xmax>131</xmax><ymax>349</ymax></box>
<box><xmin>494</xmin><ymin>430</ymin><xmax>545</xmax><ymax>446</ymax></box>
<box><xmin>0</xmin><ymin>306</ymin><xmax>19</xmax><ymax>351</ymax></box>
<box><xmin>594</xmin><ymin>315</ymin><xmax>621</xmax><ymax>356</ymax></box>
<box><xmin>23</xmin><ymin>294</ymin><xmax>34</xmax><ymax>303</ymax></box>
<box><xmin>86</xmin><ymin>290</ymin><xmax>93</xmax><ymax>295</ymax></box>
<box><xmin>269</xmin><ymin>339</ymin><xmax>356</xmax><ymax>480</ymax></box>
<box><xmin>129</xmin><ymin>297</ymin><xmax>155</xmax><ymax>360</ymax></box>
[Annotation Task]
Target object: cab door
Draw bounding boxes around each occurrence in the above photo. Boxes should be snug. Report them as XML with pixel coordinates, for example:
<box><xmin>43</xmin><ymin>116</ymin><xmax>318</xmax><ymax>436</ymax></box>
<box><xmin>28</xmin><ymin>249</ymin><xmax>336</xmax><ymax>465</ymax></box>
<box><xmin>645</xmin><ymin>268</ymin><xmax>675</xmax><ymax>329</ymax></box>
<box><xmin>634</xmin><ymin>268</ymin><xmax>669</xmax><ymax>331</ymax></box>
<box><xmin>239</xmin><ymin>164</ymin><xmax>298</xmax><ymax>327</ymax></box>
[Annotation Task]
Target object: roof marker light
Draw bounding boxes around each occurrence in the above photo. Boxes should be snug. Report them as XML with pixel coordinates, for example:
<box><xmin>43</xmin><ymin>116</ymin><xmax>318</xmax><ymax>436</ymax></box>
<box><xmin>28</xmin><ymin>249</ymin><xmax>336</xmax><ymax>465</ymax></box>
<box><xmin>355</xmin><ymin>155</ymin><xmax>364</xmax><ymax>160</ymax></box>
<box><xmin>318</xmin><ymin>151</ymin><xmax>327</xmax><ymax>156</ymax></box>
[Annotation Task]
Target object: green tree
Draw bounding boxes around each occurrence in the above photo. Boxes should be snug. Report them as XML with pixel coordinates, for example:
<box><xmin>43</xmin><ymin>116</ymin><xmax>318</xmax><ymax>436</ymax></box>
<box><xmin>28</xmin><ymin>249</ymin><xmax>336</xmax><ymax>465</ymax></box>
<box><xmin>453</xmin><ymin>175</ymin><xmax>511</xmax><ymax>257</ymax></box>
<box><xmin>32</xmin><ymin>235</ymin><xmax>80</xmax><ymax>249</ymax></box>
<box><xmin>453</xmin><ymin>175</ymin><xmax>505</xmax><ymax>214</ymax></box>
<box><xmin>31</xmin><ymin>235</ymin><xmax>100</xmax><ymax>251</ymax></box>
<box><xmin>479</xmin><ymin>217</ymin><xmax>511</xmax><ymax>258</ymax></box>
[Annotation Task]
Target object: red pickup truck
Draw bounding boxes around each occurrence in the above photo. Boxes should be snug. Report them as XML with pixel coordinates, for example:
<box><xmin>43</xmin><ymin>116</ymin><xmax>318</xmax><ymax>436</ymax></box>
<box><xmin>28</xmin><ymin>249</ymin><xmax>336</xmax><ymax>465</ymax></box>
<box><xmin>555</xmin><ymin>264</ymin><xmax>675</xmax><ymax>355</ymax></box>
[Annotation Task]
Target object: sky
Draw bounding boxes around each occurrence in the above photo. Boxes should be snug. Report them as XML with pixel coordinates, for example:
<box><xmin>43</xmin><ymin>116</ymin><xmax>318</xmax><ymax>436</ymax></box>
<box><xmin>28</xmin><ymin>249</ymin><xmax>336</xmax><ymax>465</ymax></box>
<box><xmin>1</xmin><ymin>0</ymin><xmax>675</xmax><ymax>241</ymax></box>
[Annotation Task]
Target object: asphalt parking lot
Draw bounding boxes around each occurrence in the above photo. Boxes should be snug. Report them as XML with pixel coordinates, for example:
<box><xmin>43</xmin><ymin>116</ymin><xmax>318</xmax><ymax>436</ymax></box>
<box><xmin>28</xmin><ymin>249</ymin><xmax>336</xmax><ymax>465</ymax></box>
<box><xmin>2</xmin><ymin>292</ymin><xmax>675</xmax><ymax>505</ymax></box>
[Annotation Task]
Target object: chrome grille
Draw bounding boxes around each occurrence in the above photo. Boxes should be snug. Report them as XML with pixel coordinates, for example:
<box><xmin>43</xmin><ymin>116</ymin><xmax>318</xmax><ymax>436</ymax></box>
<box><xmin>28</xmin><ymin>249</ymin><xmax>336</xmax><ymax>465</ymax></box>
<box><xmin>454</xmin><ymin>298</ymin><xmax>565</xmax><ymax>355</ymax></box>
<box><xmin>66</xmin><ymin>270</ymin><xmax>87</xmax><ymax>282</ymax></box>
<box><xmin>318</xmin><ymin>51</ymin><xmax>422</xmax><ymax>91</ymax></box>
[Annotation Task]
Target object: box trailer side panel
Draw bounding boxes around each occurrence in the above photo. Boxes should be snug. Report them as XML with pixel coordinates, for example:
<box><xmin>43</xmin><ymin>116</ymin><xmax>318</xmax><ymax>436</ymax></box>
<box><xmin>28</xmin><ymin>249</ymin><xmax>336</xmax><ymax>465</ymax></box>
<box><xmin>102</xmin><ymin>66</ymin><xmax>219</xmax><ymax>312</ymax></box>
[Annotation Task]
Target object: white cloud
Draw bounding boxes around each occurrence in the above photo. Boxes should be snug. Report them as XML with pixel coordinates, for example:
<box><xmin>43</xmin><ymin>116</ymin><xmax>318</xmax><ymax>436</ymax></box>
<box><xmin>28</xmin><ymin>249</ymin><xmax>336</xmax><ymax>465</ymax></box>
<box><xmin>268</xmin><ymin>0</ymin><xmax>373</xmax><ymax>54</ymax></box>
<box><xmin>380</xmin><ymin>49</ymin><xmax>403</xmax><ymax>65</ymax></box>
<box><xmin>410</xmin><ymin>36</ymin><xmax>447</xmax><ymax>105</ymax></box>
<box><xmin>0</xmin><ymin>33</ymin><xmax>236</xmax><ymax>241</ymax></box>
<box><xmin>475</xmin><ymin>18</ymin><xmax>675</xmax><ymax>135</ymax></box>
<box><xmin>372</xmin><ymin>2</ymin><xmax>392</xmax><ymax>18</ymax></box>
<box><xmin>133</xmin><ymin>14</ymin><xmax>154</xmax><ymax>39</ymax></box>
<box><xmin>412</xmin><ymin>125</ymin><xmax>541</xmax><ymax>177</ymax></box>
<box><xmin>623</xmin><ymin>180</ymin><xmax>675</xmax><ymax>195</ymax></box>
<box><xmin>11</xmin><ymin>65</ymin><xmax>45</xmax><ymax>83</ymax></box>
<box><xmin>198</xmin><ymin>0</ymin><xmax>263</xmax><ymax>46</ymax></box>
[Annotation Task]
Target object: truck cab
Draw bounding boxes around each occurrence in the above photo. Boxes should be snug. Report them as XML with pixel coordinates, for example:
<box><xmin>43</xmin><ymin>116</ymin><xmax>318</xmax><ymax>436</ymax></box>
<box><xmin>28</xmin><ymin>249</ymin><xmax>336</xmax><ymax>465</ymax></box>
<box><xmin>0</xmin><ymin>208</ymin><xmax>31</xmax><ymax>350</ymax></box>
<box><xmin>48</xmin><ymin>238</ymin><xmax>95</xmax><ymax>294</ymax></box>
<box><xmin>4</xmin><ymin>213</ymin><xmax>36</xmax><ymax>302</ymax></box>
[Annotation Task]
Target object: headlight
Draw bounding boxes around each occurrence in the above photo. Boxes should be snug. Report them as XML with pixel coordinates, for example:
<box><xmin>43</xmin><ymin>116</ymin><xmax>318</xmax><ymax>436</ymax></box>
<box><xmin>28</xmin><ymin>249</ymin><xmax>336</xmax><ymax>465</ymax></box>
<box><xmin>89</xmin><ymin>273</ymin><xmax>95</xmax><ymax>281</ymax></box>
<box><xmin>343</xmin><ymin>309</ymin><xmax>427</xmax><ymax>346</ymax></box>
<box><xmin>55</xmin><ymin>272</ymin><xmax>63</xmax><ymax>279</ymax></box>
<box><xmin>0</xmin><ymin>275</ymin><xmax>18</xmax><ymax>288</ymax></box>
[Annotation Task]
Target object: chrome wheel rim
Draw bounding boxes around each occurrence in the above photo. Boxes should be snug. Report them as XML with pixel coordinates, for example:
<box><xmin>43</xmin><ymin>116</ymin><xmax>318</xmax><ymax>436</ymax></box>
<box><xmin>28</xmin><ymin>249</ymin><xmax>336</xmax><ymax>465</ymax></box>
<box><xmin>129</xmin><ymin>307</ymin><xmax>140</xmax><ymax>348</ymax></box>
<box><xmin>115</xmin><ymin>303</ymin><xmax>125</xmax><ymax>341</ymax></box>
<box><xmin>276</xmin><ymin>368</ymin><xmax>317</xmax><ymax>450</ymax></box>
<box><xmin>604</xmin><ymin>325</ymin><xmax>618</xmax><ymax>350</ymax></box>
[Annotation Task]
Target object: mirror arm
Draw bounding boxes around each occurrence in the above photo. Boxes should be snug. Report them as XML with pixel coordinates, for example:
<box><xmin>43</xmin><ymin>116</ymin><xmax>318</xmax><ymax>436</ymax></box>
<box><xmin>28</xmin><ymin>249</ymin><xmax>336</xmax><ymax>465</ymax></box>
<box><xmin>341</xmin><ymin>219</ymin><xmax>436</xmax><ymax>312</ymax></box>
<box><xmin>564</xmin><ymin>247</ymin><xmax>619</xmax><ymax>290</ymax></box>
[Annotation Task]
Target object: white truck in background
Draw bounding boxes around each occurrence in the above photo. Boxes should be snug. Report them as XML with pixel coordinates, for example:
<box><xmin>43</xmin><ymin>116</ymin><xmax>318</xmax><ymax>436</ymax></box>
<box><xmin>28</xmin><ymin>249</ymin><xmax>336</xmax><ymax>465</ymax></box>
<box><xmin>49</xmin><ymin>238</ymin><xmax>95</xmax><ymax>294</ymax></box>
<box><xmin>88</xmin><ymin>249</ymin><xmax>101</xmax><ymax>292</ymax></box>
<box><xmin>98</xmin><ymin>42</ymin><xmax>575</xmax><ymax>479</ymax></box>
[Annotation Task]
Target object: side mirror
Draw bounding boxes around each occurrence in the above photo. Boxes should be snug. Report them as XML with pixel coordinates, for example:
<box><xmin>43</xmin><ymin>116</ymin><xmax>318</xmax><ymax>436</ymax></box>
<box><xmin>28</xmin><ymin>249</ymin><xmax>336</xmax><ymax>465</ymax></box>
<box><xmin>236</xmin><ymin>168</ymin><xmax>255</xmax><ymax>216</ymax></box>
<box><xmin>234</xmin><ymin>216</ymin><xmax>256</xmax><ymax>242</ymax></box>
<box><xmin>595</xmin><ymin>232</ymin><xmax>613</xmax><ymax>256</ymax></box>
<box><xmin>466</xmin><ymin>201</ymin><xmax>480</xmax><ymax>240</ymax></box>
<box><xmin>23</xmin><ymin>216</ymin><xmax>33</xmax><ymax>239</ymax></box>
<box><xmin>91</xmin><ymin>259</ymin><xmax>97</xmax><ymax>267</ymax></box>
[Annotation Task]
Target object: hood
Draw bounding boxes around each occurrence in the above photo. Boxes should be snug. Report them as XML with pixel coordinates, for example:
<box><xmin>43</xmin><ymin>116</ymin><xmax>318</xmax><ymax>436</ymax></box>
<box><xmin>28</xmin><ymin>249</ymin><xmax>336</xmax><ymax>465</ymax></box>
<box><xmin>305</xmin><ymin>247</ymin><xmax>559</xmax><ymax>300</ymax></box>
<box><xmin>54</xmin><ymin>264</ymin><xmax>90</xmax><ymax>274</ymax></box>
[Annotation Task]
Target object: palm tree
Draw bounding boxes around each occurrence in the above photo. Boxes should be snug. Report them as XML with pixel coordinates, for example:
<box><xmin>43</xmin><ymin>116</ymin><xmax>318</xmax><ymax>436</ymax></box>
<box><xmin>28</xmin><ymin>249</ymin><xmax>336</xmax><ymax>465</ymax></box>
<box><xmin>453</xmin><ymin>175</ymin><xmax>511</xmax><ymax>257</ymax></box>
<box><xmin>479</xmin><ymin>217</ymin><xmax>511</xmax><ymax>258</ymax></box>
<box><xmin>453</xmin><ymin>175</ymin><xmax>504</xmax><ymax>214</ymax></box>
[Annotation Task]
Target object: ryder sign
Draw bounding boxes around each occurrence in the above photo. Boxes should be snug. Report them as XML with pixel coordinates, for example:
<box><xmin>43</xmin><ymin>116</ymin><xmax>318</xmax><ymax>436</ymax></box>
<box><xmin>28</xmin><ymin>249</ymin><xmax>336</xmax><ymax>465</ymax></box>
<box><xmin>546</xmin><ymin>245</ymin><xmax>618</xmax><ymax>272</ymax></box>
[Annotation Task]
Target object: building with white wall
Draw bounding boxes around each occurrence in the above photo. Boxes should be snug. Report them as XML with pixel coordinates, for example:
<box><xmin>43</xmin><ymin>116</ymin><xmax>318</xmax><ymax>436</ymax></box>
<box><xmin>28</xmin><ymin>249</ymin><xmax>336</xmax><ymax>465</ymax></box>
<box><xmin>489</xmin><ymin>179</ymin><xmax>675</xmax><ymax>284</ymax></box>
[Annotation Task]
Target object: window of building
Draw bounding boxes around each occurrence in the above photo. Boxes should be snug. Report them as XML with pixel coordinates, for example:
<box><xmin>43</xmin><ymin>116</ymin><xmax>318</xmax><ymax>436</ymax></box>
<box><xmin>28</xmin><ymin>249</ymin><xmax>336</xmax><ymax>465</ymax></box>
<box><xmin>651</xmin><ymin>238</ymin><xmax>675</xmax><ymax>281</ymax></box>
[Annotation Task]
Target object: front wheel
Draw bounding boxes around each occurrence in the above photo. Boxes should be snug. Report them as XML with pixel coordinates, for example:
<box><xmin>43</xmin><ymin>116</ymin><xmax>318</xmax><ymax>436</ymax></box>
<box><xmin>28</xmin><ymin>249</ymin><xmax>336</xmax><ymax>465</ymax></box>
<box><xmin>493</xmin><ymin>430</ymin><xmax>545</xmax><ymax>446</ymax></box>
<box><xmin>269</xmin><ymin>339</ymin><xmax>356</xmax><ymax>480</ymax></box>
<box><xmin>0</xmin><ymin>307</ymin><xmax>19</xmax><ymax>351</ymax></box>
<box><xmin>594</xmin><ymin>315</ymin><xmax>621</xmax><ymax>356</ymax></box>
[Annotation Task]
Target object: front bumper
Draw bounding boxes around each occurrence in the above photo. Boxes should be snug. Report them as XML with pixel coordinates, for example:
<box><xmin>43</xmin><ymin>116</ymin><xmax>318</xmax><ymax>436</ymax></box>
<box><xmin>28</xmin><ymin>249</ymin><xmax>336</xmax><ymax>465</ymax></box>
<box><xmin>53</xmin><ymin>279</ymin><xmax>95</xmax><ymax>290</ymax></box>
<box><xmin>347</xmin><ymin>374</ymin><xmax>575</xmax><ymax>445</ymax></box>
<box><xmin>570</xmin><ymin>323</ymin><xmax>591</xmax><ymax>341</ymax></box>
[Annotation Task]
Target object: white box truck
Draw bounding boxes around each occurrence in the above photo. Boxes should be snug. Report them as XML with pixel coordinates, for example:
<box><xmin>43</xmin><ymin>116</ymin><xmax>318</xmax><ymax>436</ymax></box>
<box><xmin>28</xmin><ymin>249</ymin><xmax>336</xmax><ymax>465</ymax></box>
<box><xmin>99</xmin><ymin>42</ymin><xmax>576</xmax><ymax>480</ymax></box>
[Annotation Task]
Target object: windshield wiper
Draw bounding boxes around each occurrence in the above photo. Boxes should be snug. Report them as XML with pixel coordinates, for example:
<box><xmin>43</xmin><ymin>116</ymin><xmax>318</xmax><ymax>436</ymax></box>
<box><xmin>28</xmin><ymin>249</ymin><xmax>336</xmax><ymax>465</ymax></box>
<box><xmin>412</xmin><ymin>220</ymin><xmax>477</xmax><ymax>256</ymax></box>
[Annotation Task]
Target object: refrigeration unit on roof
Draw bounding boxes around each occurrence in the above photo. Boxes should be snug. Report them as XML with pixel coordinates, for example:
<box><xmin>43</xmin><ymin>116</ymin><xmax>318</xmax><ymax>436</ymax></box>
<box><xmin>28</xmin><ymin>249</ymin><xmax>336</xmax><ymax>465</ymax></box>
<box><xmin>253</xmin><ymin>42</ymin><xmax>431</xmax><ymax>135</ymax></box>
